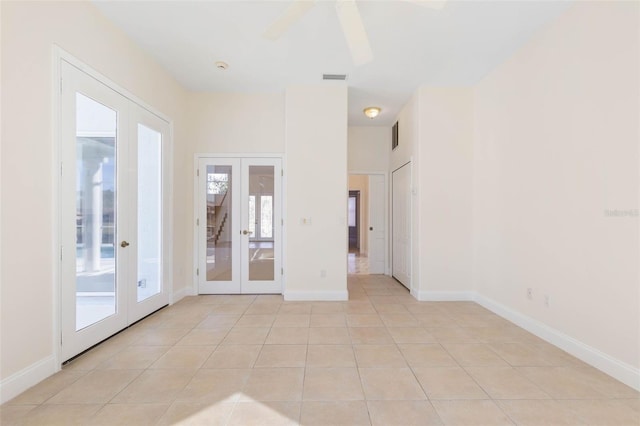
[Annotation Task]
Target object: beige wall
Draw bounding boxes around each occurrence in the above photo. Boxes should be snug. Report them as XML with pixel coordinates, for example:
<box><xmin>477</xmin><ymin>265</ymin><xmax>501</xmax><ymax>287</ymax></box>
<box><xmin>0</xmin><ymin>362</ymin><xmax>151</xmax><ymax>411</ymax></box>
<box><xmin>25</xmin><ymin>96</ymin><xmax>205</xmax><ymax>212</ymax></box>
<box><xmin>418</xmin><ymin>87</ymin><xmax>474</xmax><ymax>297</ymax></box>
<box><xmin>284</xmin><ymin>85</ymin><xmax>348</xmax><ymax>299</ymax></box>
<box><xmin>391</xmin><ymin>87</ymin><xmax>474</xmax><ymax>298</ymax></box>
<box><xmin>473</xmin><ymin>0</ymin><xmax>639</xmax><ymax>375</ymax></box>
<box><xmin>347</xmin><ymin>126</ymin><xmax>390</xmax><ymax>173</ymax></box>
<box><xmin>0</xmin><ymin>0</ymin><xmax>188</xmax><ymax>393</ymax></box>
<box><xmin>188</xmin><ymin>92</ymin><xmax>285</xmax><ymax>154</ymax></box>
<box><xmin>390</xmin><ymin>0</ymin><xmax>638</xmax><ymax>387</ymax></box>
<box><xmin>391</xmin><ymin>94</ymin><xmax>420</xmax><ymax>293</ymax></box>
<box><xmin>180</xmin><ymin>92</ymin><xmax>286</xmax><ymax>294</ymax></box>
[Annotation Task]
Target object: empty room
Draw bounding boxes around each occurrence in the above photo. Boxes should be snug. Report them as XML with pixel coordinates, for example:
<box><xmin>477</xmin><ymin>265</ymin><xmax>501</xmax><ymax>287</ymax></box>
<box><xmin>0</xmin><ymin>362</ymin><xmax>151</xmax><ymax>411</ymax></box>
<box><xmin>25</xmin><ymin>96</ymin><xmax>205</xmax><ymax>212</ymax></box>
<box><xmin>1</xmin><ymin>0</ymin><xmax>638</xmax><ymax>425</ymax></box>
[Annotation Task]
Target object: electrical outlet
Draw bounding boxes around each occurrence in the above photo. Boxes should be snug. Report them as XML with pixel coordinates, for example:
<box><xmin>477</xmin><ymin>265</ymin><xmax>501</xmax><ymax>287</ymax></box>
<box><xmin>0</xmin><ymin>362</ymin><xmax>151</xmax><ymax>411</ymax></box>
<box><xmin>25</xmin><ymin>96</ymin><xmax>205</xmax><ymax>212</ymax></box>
<box><xmin>527</xmin><ymin>288</ymin><xmax>532</xmax><ymax>300</ymax></box>
<box><xmin>544</xmin><ymin>295</ymin><xmax>550</xmax><ymax>308</ymax></box>
<box><xmin>300</xmin><ymin>217</ymin><xmax>312</xmax><ymax>225</ymax></box>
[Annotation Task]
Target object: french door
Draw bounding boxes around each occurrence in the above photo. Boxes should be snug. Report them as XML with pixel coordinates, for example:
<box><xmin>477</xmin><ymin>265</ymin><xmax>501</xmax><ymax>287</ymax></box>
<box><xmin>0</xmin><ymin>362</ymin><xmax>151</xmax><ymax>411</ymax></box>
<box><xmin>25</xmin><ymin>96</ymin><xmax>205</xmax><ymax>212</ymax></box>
<box><xmin>197</xmin><ymin>157</ymin><xmax>282</xmax><ymax>294</ymax></box>
<box><xmin>60</xmin><ymin>60</ymin><xmax>170</xmax><ymax>361</ymax></box>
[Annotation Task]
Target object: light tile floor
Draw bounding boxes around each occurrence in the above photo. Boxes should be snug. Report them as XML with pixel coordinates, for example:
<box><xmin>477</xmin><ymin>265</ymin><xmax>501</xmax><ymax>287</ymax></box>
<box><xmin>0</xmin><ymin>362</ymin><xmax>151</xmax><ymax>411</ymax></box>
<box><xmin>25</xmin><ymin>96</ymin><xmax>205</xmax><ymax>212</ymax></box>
<box><xmin>348</xmin><ymin>253</ymin><xmax>369</xmax><ymax>275</ymax></box>
<box><xmin>2</xmin><ymin>275</ymin><xmax>639</xmax><ymax>425</ymax></box>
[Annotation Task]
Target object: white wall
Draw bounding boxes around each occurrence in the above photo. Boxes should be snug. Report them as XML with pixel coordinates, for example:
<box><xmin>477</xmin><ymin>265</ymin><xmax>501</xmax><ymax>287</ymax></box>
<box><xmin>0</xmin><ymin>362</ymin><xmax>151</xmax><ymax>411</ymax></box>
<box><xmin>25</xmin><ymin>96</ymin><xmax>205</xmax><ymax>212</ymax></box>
<box><xmin>473</xmin><ymin>0</ymin><xmax>639</xmax><ymax>384</ymax></box>
<box><xmin>284</xmin><ymin>85</ymin><xmax>348</xmax><ymax>300</ymax></box>
<box><xmin>418</xmin><ymin>88</ymin><xmax>474</xmax><ymax>298</ymax></box>
<box><xmin>0</xmin><ymin>0</ymin><xmax>188</xmax><ymax>401</ymax></box>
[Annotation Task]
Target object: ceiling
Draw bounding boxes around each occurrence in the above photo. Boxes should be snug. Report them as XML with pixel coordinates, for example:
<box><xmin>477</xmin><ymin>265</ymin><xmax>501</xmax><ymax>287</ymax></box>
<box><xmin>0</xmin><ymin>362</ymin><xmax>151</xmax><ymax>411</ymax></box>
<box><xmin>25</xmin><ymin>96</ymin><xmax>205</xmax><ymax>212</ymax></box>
<box><xmin>92</xmin><ymin>0</ymin><xmax>572</xmax><ymax>126</ymax></box>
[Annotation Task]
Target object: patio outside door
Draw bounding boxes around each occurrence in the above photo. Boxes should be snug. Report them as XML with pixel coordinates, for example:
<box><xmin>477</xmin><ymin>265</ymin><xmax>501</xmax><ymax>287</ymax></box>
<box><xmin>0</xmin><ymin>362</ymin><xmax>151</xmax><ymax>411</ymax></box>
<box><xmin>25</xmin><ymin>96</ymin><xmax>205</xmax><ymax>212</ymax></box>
<box><xmin>60</xmin><ymin>60</ymin><xmax>170</xmax><ymax>361</ymax></box>
<box><xmin>198</xmin><ymin>157</ymin><xmax>282</xmax><ymax>294</ymax></box>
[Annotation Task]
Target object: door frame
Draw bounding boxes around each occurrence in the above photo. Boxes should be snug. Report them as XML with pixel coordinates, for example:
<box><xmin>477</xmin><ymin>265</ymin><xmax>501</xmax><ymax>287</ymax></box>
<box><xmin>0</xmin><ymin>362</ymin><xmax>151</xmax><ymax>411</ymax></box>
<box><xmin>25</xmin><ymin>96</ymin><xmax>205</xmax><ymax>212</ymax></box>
<box><xmin>53</xmin><ymin>48</ymin><xmax>174</xmax><ymax>368</ymax></box>
<box><xmin>347</xmin><ymin>171</ymin><xmax>389</xmax><ymax>275</ymax></box>
<box><xmin>192</xmin><ymin>153</ymin><xmax>285</xmax><ymax>295</ymax></box>
<box><xmin>391</xmin><ymin>162</ymin><xmax>412</xmax><ymax>289</ymax></box>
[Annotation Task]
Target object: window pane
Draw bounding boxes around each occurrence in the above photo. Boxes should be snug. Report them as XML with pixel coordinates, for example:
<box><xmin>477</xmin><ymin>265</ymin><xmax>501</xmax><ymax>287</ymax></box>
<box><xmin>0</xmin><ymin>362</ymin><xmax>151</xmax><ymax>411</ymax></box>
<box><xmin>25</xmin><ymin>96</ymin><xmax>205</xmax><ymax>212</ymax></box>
<box><xmin>248</xmin><ymin>166</ymin><xmax>274</xmax><ymax>281</ymax></box>
<box><xmin>137</xmin><ymin>124</ymin><xmax>162</xmax><ymax>302</ymax></box>
<box><xmin>261</xmin><ymin>196</ymin><xmax>273</xmax><ymax>238</ymax></box>
<box><xmin>75</xmin><ymin>93</ymin><xmax>117</xmax><ymax>330</ymax></box>
<box><xmin>348</xmin><ymin>196</ymin><xmax>356</xmax><ymax>227</ymax></box>
<box><xmin>206</xmin><ymin>165</ymin><xmax>232</xmax><ymax>281</ymax></box>
<box><xmin>249</xmin><ymin>196</ymin><xmax>256</xmax><ymax>237</ymax></box>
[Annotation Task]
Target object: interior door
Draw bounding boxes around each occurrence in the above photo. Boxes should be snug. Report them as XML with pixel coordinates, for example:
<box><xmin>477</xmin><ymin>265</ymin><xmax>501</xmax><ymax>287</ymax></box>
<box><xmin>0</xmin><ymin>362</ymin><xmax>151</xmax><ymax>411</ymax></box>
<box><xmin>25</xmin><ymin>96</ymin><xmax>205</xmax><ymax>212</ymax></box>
<box><xmin>198</xmin><ymin>157</ymin><xmax>282</xmax><ymax>294</ymax></box>
<box><xmin>392</xmin><ymin>163</ymin><xmax>411</xmax><ymax>288</ymax></box>
<box><xmin>368</xmin><ymin>174</ymin><xmax>385</xmax><ymax>274</ymax></box>
<box><xmin>198</xmin><ymin>158</ymin><xmax>241</xmax><ymax>293</ymax></box>
<box><xmin>60</xmin><ymin>60</ymin><xmax>170</xmax><ymax>361</ymax></box>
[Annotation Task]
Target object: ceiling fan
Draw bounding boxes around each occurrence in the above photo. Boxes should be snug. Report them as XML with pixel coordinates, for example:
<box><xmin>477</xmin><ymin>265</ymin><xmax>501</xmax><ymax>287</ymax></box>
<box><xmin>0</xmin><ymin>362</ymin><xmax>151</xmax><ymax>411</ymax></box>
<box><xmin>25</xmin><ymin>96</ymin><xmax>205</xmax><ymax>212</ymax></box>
<box><xmin>263</xmin><ymin>0</ymin><xmax>447</xmax><ymax>66</ymax></box>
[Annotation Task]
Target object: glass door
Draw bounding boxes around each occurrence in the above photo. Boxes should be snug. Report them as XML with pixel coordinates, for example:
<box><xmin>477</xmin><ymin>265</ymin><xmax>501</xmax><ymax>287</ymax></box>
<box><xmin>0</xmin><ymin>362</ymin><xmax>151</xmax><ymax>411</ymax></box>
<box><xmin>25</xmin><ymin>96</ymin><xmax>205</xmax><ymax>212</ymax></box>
<box><xmin>198</xmin><ymin>157</ymin><xmax>282</xmax><ymax>294</ymax></box>
<box><xmin>127</xmin><ymin>104</ymin><xmax>171</xmax><ymax>323</ymax></box>
<box><xmin>241</xmin><ymin>159</ymin><xmax>282</xmax><ymax>293</ymax></box>
<box><xmin>60</xmin><ymin>61</ymin><xmax>170</xmax><ymax>361</ymax></box>
<box><xmin>60</xmin><ymin>61</ymin><xmax>129</xmax><ymax>361</ymax></box>
<box><xmin>198</xmin><ymin>158</ymin><xmax>241</xmax><ymax>293</ymax></box>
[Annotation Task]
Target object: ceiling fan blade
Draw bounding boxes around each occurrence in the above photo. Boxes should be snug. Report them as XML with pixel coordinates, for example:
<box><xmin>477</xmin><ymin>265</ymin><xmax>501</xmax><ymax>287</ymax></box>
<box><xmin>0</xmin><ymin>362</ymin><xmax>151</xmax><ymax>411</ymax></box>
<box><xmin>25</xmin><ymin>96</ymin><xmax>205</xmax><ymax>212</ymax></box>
<box><xmin>263</xmin><ymin>1</ymin><xmax>316</xmax><ymax>40</ymax></box>
<box><xmin>335</xmin><ymin>0</ymin><xmax>373</xmax><ymax>66</ymax></box>
<box><xmin>403</xmin><ymin>0</ymin><xmax>448</xmax><ymax>10</ymax></box>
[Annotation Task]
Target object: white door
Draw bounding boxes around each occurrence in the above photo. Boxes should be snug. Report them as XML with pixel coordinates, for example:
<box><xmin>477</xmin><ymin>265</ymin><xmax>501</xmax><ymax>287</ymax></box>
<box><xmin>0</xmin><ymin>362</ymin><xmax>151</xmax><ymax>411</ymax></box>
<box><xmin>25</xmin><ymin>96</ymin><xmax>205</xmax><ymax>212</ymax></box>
<box><xmin>127</xmin><ymin>104</ymin><xmax>171</xmax><ymax>323</ymax></box>
<box><xmin>392</xmin><ymin>163</ymin><xmax>411</xmax><ymax>288</ymax></box>
<box><xmin>198</xmin><ymin>157</ymin><xmax>282</xmax><ymax>294</ymax></box>
<box><xmin>60</xmin><ymin>61</ymin><xmax>170</xmax><ymax>361</ymax></box>
<box><xmin>368</xmin><ymin>174</ymin><xmax>385</xmax><ymax>274</ymax></box>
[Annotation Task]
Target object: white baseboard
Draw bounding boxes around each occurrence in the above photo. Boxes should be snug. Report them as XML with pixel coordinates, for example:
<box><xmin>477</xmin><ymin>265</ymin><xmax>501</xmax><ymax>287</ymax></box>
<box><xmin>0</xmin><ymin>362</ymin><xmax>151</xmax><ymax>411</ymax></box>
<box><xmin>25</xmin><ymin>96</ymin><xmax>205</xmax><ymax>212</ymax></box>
<box><xmin>475</xmin><ymin>293</ymin><xmax>640</xmax><ymax>392</ymax></box>
<box><xmin>171</xmin><ymin>286</ymin><xmax>192</xmax><ymax>304</ymax></box>
<box><xmin>284</xmin><ymin>290</ymin><xmax>349</xmax><ymax>301</ymax></box>
<box><xmin>0</xmin><ymin>355</ymin><xmax>56</xmax><ymax>404</ymax></box>
<box><xmin>418</xmin><ymin>291</ymin><xmax>475</xmax><ymax>302</ymax></box>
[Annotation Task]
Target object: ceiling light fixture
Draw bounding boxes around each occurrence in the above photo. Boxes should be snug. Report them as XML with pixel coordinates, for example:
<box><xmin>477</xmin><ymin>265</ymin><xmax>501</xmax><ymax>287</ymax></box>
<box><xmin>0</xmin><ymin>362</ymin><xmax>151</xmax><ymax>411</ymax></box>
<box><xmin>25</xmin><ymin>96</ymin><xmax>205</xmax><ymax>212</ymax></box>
<box><xmin>363</xmin><ymin>106</ymin><xmax>381</xmax><ymax>119</ymax></box>
<box><xmin>215</xmin><ymin>61</ymin><xmax>229</xmax><ymax>70</ymax></box>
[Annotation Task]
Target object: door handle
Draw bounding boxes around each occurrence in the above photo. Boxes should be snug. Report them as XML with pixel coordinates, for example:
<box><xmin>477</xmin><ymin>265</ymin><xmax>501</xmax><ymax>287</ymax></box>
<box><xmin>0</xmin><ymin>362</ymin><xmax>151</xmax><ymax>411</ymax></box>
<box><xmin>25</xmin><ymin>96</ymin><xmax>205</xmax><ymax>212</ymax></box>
<box><xmin>242</xmin><ymin>230</ymin><xmax>252</xmax><ymax>235</ymax></box>
<box><xmin>120</xmin><ymin>240</ymin><xmax>130</xmax><ymax>248</ymax></box>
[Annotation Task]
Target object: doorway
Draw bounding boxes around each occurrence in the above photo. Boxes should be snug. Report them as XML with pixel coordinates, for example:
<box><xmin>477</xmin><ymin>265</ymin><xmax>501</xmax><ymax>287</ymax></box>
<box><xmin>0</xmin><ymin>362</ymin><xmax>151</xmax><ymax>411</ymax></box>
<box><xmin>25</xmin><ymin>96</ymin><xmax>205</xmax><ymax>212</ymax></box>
<box><xmin>348</xmin><ymin>190</ymin><xmax>360</xmax><ymax>252</ymax></box>
<box><xmin>59</xmin><ymin>59</ymin><xmax>171</xmax><ymax>362</ymax></box>
<box><xmin>348</xmin><ymin>174</ymin><xmax>386</xmax><ymax>275</ymax></box>
<box><xmin>197</xmin><ymin>157</ymin><xmax>282</xmax><ymax>294</ymax></box>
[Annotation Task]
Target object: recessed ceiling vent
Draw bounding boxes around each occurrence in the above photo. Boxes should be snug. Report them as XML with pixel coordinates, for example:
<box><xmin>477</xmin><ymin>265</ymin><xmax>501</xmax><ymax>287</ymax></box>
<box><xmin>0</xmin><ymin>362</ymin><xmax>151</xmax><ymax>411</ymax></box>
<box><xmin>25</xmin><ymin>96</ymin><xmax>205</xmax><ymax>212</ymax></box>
<box><xmin>322</xmin><ymin>74</ymin><xmax>348</xmax><ymax>81</ymax></box>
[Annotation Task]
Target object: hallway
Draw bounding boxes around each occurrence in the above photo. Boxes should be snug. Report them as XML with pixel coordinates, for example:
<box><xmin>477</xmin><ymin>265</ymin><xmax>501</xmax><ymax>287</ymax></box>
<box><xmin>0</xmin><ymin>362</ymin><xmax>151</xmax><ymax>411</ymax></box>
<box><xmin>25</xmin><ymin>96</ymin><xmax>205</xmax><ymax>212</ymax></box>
<box><xmin>2</xmin><ymin>275</ymin><xmax>638</xmax><ymax>425</ymax></box>
<box><xmin>347</xmin><ymin>252</ymin><xmax>369</xmax><ymax>275</ymax></box>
